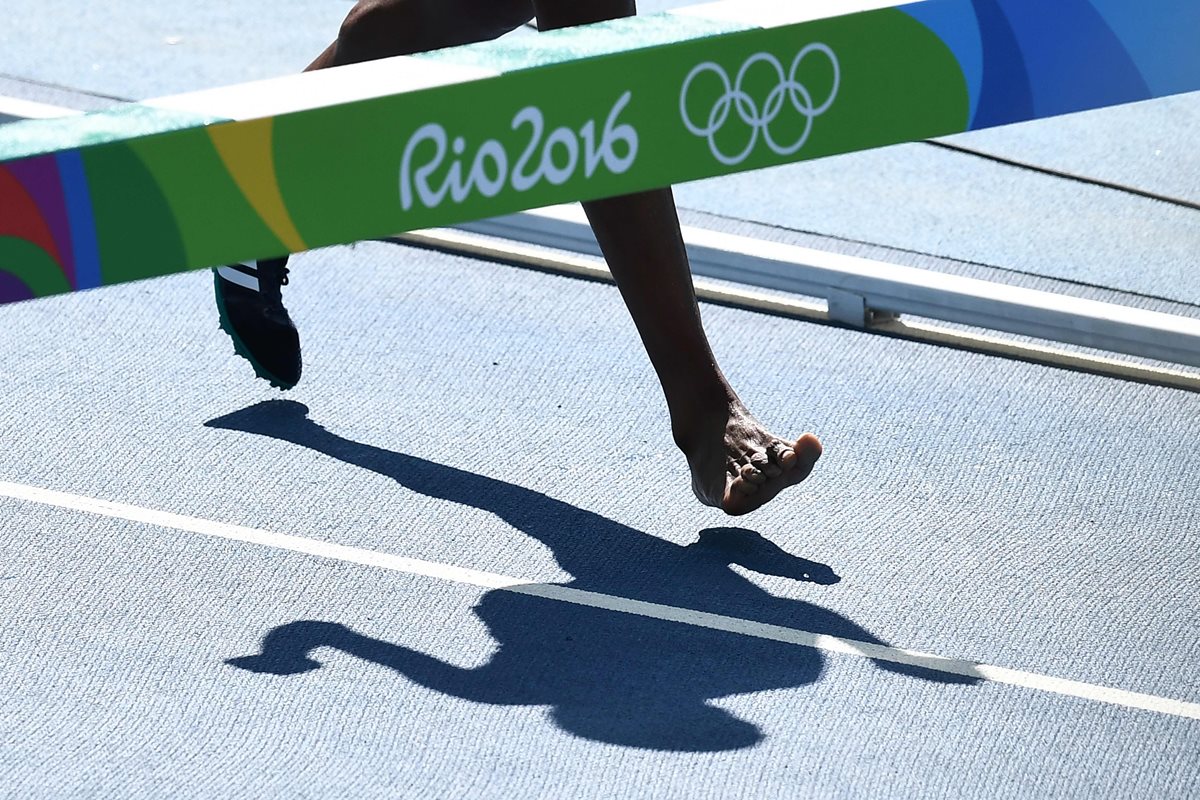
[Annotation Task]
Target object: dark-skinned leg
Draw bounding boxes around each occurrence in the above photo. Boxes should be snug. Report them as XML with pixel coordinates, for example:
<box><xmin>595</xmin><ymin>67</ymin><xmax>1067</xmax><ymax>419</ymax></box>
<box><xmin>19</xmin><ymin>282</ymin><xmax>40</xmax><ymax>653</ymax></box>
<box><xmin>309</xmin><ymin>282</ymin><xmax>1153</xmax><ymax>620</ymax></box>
<box><xmin>309</xmin><ymin>0</ymin><xmax>534</xmax><ymax>69</ymax></box>
<box><xmin>533</xmin><ymin>0</ymin><xmax>822</xmax><ymax>515</ymax></box>
<box><xmin>223</xmin><ymin>0</ymin><xmax>821</xmax><ymax>512</ymax></box>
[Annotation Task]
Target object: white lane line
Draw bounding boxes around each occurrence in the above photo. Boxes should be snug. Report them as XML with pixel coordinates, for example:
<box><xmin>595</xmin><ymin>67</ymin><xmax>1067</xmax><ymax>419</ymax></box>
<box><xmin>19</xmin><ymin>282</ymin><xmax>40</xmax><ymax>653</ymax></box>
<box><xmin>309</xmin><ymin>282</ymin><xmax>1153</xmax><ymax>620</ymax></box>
<box><xmin>0</xmin><ymin>95</ymin><xmax>82</xmax><ymax>120</ymax></box>
<box><xmin>2</xmin><ymin>478</ymin><xmax>1197</xmax><ymax>721</ymax></box>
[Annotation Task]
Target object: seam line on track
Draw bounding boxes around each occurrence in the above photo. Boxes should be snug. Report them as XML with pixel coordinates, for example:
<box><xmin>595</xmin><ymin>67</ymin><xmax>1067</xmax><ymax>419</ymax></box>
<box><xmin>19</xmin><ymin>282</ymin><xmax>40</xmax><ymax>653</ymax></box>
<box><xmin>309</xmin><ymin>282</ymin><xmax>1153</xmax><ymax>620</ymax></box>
<box><xmin>924</xmin><ymin>139</ymin><xmax>1200</xmax><ymax>213</ymax></box>
<box><xmin>0</xmin><ymin>73</ymin><xmax>130</xmax><ymax>103</ymax></box>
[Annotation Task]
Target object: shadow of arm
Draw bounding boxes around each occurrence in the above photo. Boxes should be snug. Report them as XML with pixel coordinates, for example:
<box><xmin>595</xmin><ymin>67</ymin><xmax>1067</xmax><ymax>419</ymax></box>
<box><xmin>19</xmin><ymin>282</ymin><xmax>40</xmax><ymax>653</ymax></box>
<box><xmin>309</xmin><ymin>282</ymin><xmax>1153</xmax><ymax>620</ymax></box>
<box><xmin>226</xmin><ymin>620</ymin><xmax>536</xmax><ymax>703</ymax></box>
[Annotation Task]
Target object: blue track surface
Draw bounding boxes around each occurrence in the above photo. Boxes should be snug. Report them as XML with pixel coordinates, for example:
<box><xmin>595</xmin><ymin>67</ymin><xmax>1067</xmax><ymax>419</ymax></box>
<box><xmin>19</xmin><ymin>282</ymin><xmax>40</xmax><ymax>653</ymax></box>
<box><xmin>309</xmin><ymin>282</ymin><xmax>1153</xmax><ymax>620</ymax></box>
<box><xmin>2</xmin><ymin>2</ymin><xmax>1199</xmax><ymax>797</ymax></box>
<box><xmin>2</xmin><ymin>245</ymin><xmax>1198</xmax><ymax>797</ymax></box>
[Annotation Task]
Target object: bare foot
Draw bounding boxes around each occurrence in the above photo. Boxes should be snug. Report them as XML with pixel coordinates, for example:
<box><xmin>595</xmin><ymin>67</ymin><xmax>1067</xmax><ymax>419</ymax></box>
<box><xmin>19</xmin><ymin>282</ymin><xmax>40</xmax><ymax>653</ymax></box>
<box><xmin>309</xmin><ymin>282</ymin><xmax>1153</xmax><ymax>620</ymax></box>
<box><xmin>675</xmin><ymin>401</ymin><xmax>822</xmax><ymax>516</ymax></box>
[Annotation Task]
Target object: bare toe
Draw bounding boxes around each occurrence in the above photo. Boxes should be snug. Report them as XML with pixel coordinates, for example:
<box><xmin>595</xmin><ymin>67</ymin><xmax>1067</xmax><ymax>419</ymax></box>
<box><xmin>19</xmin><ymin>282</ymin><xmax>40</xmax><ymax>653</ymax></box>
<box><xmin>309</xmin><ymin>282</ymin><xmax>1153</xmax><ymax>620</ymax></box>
<box><xmin>750</xmin><ymin>451</ymin><xmax>781</xmax><ymax>478</ymax></box>
<box><xmin>740</xmin><ymin>462</ymin><xmax>767</xmax><ymax>484</ymax></box>
<box><xmin>773</xmin><ymin>444</ymin><xmax>797</xmax><ymax>469</ymax></box>
<box><xmin>727</xmin><ymin>434</ymin><xmax>823</xmax><ymax>515</ymax></box>
<box><xmin>793</xmin><ymin>433</ymin><xmax>823</xmax><ymax>465</ymax></box>
<box><xmin>677</xmin><ymin>401</ymin><xmax>823</xmax><ymax>515</ymax></box>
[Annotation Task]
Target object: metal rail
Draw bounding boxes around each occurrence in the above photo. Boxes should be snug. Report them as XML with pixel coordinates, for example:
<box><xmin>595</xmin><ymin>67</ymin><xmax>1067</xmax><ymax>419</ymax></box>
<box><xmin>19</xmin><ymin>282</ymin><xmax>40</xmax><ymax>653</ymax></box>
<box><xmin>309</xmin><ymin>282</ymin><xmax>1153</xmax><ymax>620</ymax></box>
<box><xmin>456</xmin><ymin>205</ymin><xmax>1200</xmax><ymax>370</ymax></box>
<box><xmin>394</xmin><ymin>220</ymin><xmax>1200</xmax><ymax>392</ymax></box>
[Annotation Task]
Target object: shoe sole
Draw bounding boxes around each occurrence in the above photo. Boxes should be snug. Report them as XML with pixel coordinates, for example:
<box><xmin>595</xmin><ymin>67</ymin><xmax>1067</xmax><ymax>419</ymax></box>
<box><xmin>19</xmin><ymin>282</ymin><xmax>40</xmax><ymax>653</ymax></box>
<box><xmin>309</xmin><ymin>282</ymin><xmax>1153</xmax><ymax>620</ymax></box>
<box><xmin>213</xmin><ymin>271</ymin><xmax>298</xmax><ymax>391</ymax></box>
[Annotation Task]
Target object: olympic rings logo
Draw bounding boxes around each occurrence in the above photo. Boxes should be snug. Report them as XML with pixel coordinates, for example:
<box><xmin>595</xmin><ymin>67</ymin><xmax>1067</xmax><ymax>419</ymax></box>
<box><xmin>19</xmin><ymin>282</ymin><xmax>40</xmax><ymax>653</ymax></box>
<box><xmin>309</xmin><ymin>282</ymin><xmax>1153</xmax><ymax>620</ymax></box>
<box><xmin>679</xmin><ymin>43</ymin><xmax>840</xmax><ymax>167</ymax></box>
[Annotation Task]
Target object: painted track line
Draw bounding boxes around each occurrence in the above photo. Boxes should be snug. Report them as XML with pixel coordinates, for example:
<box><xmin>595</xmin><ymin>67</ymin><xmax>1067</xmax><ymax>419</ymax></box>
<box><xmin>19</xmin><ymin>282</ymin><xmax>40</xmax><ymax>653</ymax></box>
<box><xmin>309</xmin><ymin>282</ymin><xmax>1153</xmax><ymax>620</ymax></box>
<box><xmin>3</xmin><ymin>478</ymin><xmax>1197</xmax><ymax>721</ymax></box>
<box><xmin>0</xmin><ymin>94</ymin><xmax>82</xmax><ymax>121</ymax></box>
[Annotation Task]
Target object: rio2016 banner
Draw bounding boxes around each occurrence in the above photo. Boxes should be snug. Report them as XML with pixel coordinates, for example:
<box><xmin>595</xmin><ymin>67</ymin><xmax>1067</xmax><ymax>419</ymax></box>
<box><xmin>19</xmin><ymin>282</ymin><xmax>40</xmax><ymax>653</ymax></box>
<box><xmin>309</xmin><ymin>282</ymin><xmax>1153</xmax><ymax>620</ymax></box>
<box><xmin>1</xmin><ymin>0</ymin><xmax>1197</xmax><ymax>305</ymax></box>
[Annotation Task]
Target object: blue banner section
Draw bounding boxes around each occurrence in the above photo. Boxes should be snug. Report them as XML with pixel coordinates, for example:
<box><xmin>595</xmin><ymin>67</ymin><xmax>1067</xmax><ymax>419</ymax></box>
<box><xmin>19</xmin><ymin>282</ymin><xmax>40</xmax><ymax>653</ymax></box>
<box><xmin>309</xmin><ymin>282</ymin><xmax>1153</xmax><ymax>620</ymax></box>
<box><xmin>56</xmin><ymin>151</ymin><xmax>100</xmax><ymax>291</ymax></box>
<box><xmin>999</xmin><ymin>0</ymin><xmax>1148</xmax><ymax>119</ymax></box>
<box><xmin>1089</xmin><ymin>0</ymin><xmax>1200</xmax><ymax>96</ymax></box>
<box><xmin>900</xmin><ymin>0</ymin><xmax>985</xmax><ymax>125</ymax></box>
<box><xmin>902</xmin><ymin>0</ymin><xmax>1194</xmax><ymax>129</ymax></box>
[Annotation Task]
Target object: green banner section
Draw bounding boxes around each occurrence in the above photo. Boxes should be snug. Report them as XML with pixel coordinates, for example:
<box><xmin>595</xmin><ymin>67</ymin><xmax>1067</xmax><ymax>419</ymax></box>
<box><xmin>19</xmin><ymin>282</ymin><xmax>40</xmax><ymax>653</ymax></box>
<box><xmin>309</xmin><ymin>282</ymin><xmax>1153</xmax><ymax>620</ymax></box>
<box><xmin>13</xmin><ymin>0</ymin><xmax>1193</xmax><ymax>306</ymax></box>
<box><xmin>274</xmin><ymin>13</ymin><xmax>966</xmax><ymax>251</ymax></box>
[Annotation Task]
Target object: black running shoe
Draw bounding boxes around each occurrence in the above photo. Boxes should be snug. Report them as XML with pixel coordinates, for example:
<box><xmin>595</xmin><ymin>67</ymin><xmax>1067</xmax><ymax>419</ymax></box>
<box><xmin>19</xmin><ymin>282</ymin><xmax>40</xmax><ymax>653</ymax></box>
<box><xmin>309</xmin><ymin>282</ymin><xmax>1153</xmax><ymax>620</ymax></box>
<box><xmin>213</xmin><ymin>257</ymin><xmax>301</xmax><ymax>390</ymax></box>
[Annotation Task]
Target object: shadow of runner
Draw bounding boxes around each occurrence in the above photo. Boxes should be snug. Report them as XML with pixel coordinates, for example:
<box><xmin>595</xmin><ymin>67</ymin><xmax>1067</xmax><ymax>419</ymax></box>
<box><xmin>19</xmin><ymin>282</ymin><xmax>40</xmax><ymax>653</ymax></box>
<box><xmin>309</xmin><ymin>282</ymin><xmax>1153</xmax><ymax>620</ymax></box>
<box><xmin>209</xmin><ymin>400</ymin><xmax>977</xmax><ymax>752</ymax></box>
